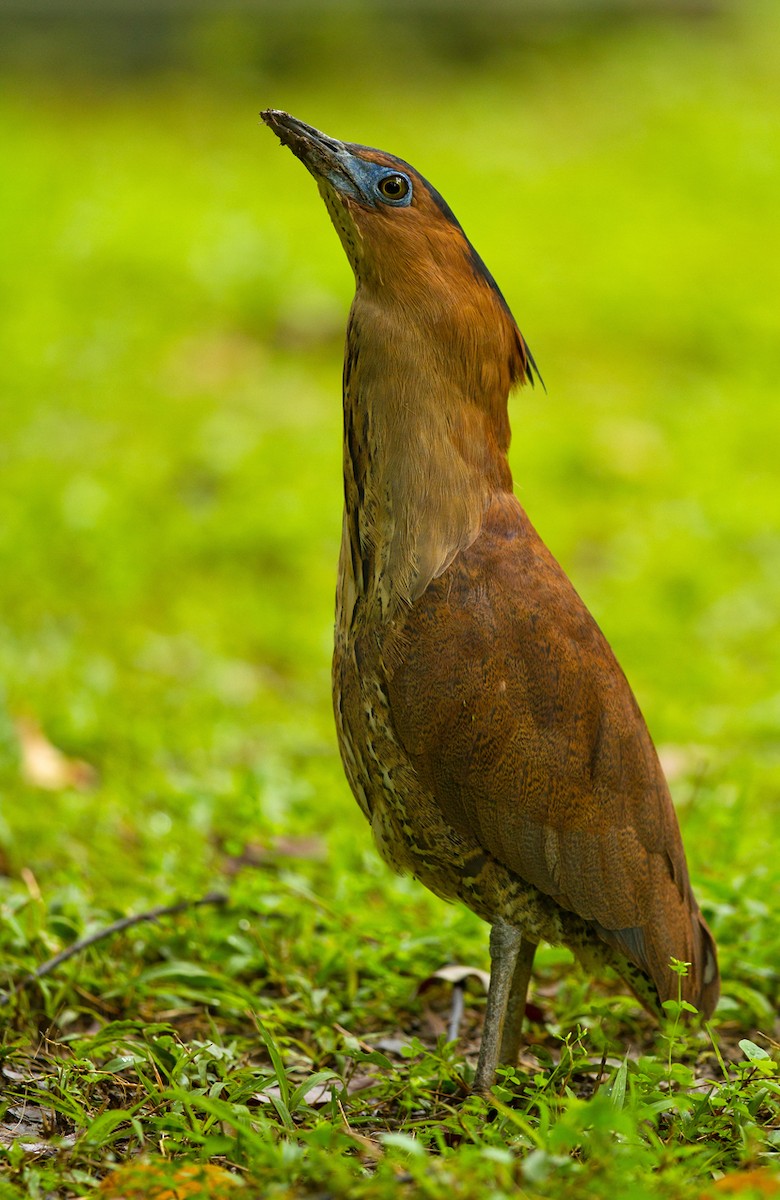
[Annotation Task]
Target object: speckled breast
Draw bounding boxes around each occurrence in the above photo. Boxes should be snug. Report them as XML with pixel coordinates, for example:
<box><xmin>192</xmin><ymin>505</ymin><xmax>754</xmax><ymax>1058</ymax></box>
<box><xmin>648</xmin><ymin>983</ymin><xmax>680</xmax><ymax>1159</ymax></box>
<box><xmin>331</xmin><ymin>620</ymin><xmax>572</xmax><ymax>952</ymax></box>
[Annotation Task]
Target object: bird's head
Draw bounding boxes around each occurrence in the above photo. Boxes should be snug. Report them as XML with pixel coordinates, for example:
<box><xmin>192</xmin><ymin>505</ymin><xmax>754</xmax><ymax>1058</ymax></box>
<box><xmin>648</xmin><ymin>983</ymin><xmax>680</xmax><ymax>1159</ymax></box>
<box><xmin>261</xmin><ymin>109</ymin><xmax>539</xmax><ymax>387</ymax></box>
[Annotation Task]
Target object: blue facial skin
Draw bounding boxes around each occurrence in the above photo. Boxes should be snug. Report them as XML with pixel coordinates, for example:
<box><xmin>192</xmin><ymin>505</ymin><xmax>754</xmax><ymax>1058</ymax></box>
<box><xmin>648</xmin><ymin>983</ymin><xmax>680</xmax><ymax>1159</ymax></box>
<box><xmin>325</xmin><ymin>150</ymin><xmax>414</xmax><ymax>210</ymax></box>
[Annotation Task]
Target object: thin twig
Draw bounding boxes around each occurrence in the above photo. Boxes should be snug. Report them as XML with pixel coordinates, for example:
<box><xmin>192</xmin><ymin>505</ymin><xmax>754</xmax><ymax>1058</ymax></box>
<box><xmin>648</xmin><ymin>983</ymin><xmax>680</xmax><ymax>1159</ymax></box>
<box><xmin>0</xmin><ymin>891</ymin><xmax>229</xmax><ymax>1006</ymax></box>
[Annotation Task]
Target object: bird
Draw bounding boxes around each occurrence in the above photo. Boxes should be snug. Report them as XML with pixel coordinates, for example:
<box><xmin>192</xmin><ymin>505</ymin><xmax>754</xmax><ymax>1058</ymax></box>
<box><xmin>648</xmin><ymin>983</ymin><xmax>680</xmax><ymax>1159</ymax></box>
<box><xmin>261</xmin><ymin>109</ymin><xmax>720</xmax><ymax>1092</ymax></box>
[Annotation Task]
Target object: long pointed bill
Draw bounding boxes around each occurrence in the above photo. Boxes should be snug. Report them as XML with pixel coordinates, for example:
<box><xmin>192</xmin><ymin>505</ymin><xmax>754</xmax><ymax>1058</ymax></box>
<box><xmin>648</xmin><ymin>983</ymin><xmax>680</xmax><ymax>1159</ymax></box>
<box><xmin>261</xmin><ymin>109</ymin><xmax>369</xmax><ymax>203</ymax></box>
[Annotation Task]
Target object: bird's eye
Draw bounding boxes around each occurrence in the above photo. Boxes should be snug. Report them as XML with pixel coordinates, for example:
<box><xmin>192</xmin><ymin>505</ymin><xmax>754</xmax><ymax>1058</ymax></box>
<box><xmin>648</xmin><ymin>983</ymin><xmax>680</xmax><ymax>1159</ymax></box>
<box><xmin>377</xmin><ymin>173</ymin><xmax>411</xmax><ymax>203</ymax></box>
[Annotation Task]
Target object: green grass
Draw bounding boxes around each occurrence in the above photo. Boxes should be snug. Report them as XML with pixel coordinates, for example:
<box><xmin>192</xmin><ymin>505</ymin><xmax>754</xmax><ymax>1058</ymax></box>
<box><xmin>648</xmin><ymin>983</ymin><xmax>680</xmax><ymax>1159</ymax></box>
<box><xmin>1</xmin><ymin>6</ymin><xmax>779</xmax><ymax>1197</ymax></box>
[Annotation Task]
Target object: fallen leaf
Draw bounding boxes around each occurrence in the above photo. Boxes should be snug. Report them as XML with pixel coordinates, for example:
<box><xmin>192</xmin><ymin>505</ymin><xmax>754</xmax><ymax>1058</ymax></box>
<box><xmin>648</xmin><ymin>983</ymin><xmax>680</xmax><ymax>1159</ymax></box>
<box><xmin>341</xmin><ymin>1128</ymin><xmax>384</xmax><ymax>1161</ymax></box>
<box><xmin>701</xmin><ymin>1169</ymin><xmax>780</xmax><ymax>1196</ymax></box>
<box><xmin>0</xmin><ymin>1102</ymin><xmax>64</xmax><ymax>1155</ymax></box>
<box><xmin>373</xmin><ymin>1037</ymin><xmax>412</xmax><ymax>1055</ymax></box>
<box><xmin>221</xmin><ymin>835</ymin><xmax>327</xmax><ymax>875</ymax></box>
<box><xmin>96</xmin><ymin>1160</ymin><xmax>241</xmax><ymax>1198</ymax></box>
<box><xmin>417</xmin><ymin>964</ymin><xmax>491</xmax><ymax>994</ymax></box>
<box><xmin>417</xmin><ymin>964</ymin><xmax>545</xmax><ymax>1035</ymax></box>
<box><xmin>256</xmin><ymin>1074</ymin><xmax>377</xmax><ymax>1106</ymax></box>
<box><xmin>658</xmin><ymin>743</ymin><xmax>709</xmax><ymax>783</ymax></box>
<box><xmin>15</xmin><ymin>717</ymin><xmax>96</xmax><ymax>791</ymax></box>
<box><xmin>271</xmin><ymin>835</ymin><xmax>327</xmax><ymax>860</ymax></box>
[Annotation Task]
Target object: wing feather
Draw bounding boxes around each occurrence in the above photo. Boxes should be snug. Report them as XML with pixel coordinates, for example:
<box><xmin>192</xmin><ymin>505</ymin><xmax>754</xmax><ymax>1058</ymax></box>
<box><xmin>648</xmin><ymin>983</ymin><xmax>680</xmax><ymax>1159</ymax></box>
<box><xmin>386</xmin><ymin>492</ymin><xmax>718</xmax><ymax>1013</ymax></box>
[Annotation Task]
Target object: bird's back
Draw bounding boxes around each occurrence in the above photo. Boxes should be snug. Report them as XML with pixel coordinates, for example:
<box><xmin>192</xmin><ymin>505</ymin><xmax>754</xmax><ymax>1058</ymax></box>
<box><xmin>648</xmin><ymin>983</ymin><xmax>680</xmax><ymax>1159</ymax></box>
<box><xmin>335</xmin><ymin>489</ymin><xmax>719</xmax><ymax>1017</ymax></box>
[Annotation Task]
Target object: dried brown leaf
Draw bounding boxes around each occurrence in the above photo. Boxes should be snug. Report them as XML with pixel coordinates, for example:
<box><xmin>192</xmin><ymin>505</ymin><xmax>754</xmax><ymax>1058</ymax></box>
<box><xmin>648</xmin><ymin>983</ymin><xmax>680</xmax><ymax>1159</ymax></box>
<box><xmin>222</xmin><ymin>835</ymin><xmax>327</xmax><ymax>875</ymax></box>
<box><xmin>701</xmin><ymin>1170</ymin><xmax>780</xmax><ymax>1196</ymax></box>
<box><xmin>256</xmin><ymin>1074</ymin><xmax>377</xmax><ymax>1107</ymax></box>
<box><xmin>15</xmin><ymin>717</ymin><xmax>96</xmax><ymax>791</ymax></box>
<box><xmin>96</xmin><ymin>1161</ymin><xmax>241</xmax><ymax>1198</ymax></box>
<box><xmin>657</xmin><ymin>743</ymin><xmax>709</xmax><ymax>783</ymax></box>
<box><xmin>417</xmin><ymin>964</ymin><xmax>490</xmax><ymax>995</ymax></box>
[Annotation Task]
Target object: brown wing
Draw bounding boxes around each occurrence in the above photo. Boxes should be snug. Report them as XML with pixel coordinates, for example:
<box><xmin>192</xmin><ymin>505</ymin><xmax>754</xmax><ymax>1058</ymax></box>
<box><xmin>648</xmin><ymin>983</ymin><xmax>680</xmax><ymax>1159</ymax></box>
<box><xmin>385</xmin><ymin>492</ymin><xmax>718</xmax><ymax>1015</ymax></box>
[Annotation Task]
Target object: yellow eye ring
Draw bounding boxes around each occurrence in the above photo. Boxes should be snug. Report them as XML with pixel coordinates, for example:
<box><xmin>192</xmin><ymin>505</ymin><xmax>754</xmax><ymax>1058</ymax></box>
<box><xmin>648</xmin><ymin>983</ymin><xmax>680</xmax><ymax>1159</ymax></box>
<box><xmin>377</xmin><ymin>173</ymin><xmax>410</xmax><ymax>202</ymax></box>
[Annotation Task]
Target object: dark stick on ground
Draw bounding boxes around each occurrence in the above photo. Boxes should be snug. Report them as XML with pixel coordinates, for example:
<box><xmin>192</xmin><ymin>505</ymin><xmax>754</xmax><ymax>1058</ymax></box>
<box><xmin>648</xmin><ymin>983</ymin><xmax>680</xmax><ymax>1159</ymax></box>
<box><xmin>0</xmin><ymin>891</ymin><xmax>228</xmax><ymax>1006</ymax></box>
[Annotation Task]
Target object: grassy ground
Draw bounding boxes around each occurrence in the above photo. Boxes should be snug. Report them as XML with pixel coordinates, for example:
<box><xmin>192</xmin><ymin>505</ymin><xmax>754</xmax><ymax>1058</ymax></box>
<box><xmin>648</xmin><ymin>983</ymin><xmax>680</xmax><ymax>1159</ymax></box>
<box><xmin>1</xmin><ymin>7</ymin><xmax>779</xmax><ymax>1197</ymax></box>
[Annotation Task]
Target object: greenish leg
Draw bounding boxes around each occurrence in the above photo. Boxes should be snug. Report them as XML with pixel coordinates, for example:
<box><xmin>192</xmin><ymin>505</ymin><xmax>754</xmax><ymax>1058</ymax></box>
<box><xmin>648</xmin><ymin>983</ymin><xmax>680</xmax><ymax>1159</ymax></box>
<box><xmin>499</xmin><ymin>937</ymin><xmax>537</xmax><ymax>1068</ymax></box>
<box><xmin>473</xmin><ymin>919</ymin><xmax>523</xmax><ymax>1094</ymax></box>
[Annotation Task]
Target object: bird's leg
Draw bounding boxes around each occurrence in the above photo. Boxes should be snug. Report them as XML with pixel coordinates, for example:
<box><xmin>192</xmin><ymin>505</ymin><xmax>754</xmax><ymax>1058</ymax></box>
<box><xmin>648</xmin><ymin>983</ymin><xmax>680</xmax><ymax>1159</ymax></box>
<box><xmin>473</xmin><ymin>919</ymin><xmax>522</xmax><ymax>1094</ymax></box>
<box><xmin>499</xmin><ymin>937</ymin><xmax>537</xmax><ymax>1068</ymax></box>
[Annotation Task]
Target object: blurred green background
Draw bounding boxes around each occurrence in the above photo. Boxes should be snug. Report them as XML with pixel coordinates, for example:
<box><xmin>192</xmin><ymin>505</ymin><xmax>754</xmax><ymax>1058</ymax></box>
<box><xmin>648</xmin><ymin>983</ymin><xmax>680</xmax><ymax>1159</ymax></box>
<box><xmin>0</xmin><ymin>0</ymin><xmax>778</xmax><ymax>952</ymax></box>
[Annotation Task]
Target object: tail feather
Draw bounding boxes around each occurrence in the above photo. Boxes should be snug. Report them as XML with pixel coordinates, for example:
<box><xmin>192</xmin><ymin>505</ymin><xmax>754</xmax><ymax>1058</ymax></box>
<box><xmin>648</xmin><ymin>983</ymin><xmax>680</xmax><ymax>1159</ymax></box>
<box><xmin>594</xmin><ymin>889</ymin><xmax>719</xmax><ymax>1019</ymax></box>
